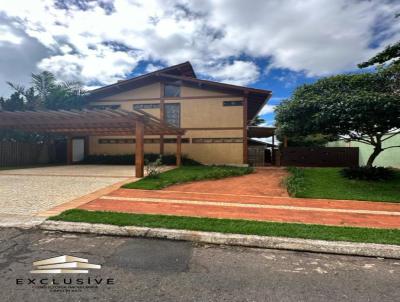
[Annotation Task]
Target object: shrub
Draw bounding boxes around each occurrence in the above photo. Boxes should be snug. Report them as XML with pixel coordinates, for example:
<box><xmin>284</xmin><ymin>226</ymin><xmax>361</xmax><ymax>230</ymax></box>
<box><xmin>340</xmin><ymin>166</ymin><xmax>395</xmax><ymax>181</ymax></box>
<box><xmin>285</xmin><ymin>167</ymin><xmax>305</xmax><ymax>196</ymax></box>
<box><xmin>144</xmin><ymin>155</ymin><xmax>163</xmax><ymax>178</ymax></box>
<box><xmin>83</xmin><ymin>153</ymin><xmax>202</xmax><ymax>166</ymax></box>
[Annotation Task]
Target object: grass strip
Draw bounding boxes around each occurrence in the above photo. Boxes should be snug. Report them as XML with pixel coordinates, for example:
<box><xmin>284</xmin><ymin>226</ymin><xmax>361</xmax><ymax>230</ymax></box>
<box><xmin>50</xmin><ymin>209</ymin><xmax>400</xmax><ymax>246</ymax></box>
<box><xmin>122</xmin><ymin>165</ymin><xmax>254</xmax><ymax>190</ymax></box>
<box><xmin>285</xmin><ymin>167</ymin><xmax>400</xmax><ymax>203</ymax></box>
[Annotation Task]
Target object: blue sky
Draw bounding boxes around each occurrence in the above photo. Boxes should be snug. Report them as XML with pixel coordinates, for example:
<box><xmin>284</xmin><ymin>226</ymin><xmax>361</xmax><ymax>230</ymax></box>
<box><xmin>0</xmin><ymin>0</ymin><xmax>399</xmax><ymax>125</ymax></box>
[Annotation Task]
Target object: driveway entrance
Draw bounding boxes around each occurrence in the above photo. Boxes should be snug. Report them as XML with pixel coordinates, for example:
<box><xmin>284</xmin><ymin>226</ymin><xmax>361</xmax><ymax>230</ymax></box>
<box><xmin>0</xmin><ymin>165</ymin><xmax>137</xmax><ymax>227</ymax></box>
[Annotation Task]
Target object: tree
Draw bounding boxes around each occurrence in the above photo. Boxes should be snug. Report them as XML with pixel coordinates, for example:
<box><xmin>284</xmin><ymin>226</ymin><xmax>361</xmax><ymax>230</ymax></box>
<box><xmin>250</xmin><ymin>115</ymin><xmax>265</xmax><ymax>126</ymax></box>
<box><xmin>275</xmin><ymin>66</ymin><xmax>400</xmax><ymax>167</ymax></box>
<box><xmin>358</xmin><ymin>41</ymin><xmax>400</xmax><ymax>68</ymax></box>
<box><xmin>0</xmin><ymin>92</ymin><xmax>25</xmax><ymax>111</ymax></box>
<box><xmin>7</xmin><ymin>71</ymin><xmax>86</xmax><ymax>110</ymax></box>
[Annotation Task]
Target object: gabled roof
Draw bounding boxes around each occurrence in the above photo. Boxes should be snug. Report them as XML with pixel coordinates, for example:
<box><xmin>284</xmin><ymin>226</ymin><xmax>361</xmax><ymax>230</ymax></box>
<box><xmin>87</xmin><ymin>61</ymin><xmax>272</xmax><ymax>121</ymax></box>
<box><xmin>88</xmin><ymin>62</ymin><xmax>196</xmax><ymax>98</ymax></box>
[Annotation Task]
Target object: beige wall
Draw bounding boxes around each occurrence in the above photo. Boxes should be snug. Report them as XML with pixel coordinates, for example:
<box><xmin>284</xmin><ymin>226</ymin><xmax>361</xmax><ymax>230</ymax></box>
<box><xmin>89</xmin><ymin>82</ymin><xmax>244</xmax><ymax>164</ymax></box>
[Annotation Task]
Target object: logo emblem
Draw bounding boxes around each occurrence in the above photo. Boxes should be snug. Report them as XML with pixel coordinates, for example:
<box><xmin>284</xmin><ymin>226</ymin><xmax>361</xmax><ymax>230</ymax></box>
<box><xmin>30</xmin><ymin>255</ymin><xmax>101</xmax><ymax>274</ymax></box>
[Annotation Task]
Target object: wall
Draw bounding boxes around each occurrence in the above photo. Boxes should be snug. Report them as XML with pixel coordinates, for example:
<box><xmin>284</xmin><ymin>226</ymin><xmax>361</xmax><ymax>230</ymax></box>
<box><xmin>89</xmin><ymin>82</ymin><xmax>245</xmax><ymax>164</ymax></box>
<box><xmin>327</xmin><ymin>134</ymin><xmax>400</xmax><ymax>168</ymax></box>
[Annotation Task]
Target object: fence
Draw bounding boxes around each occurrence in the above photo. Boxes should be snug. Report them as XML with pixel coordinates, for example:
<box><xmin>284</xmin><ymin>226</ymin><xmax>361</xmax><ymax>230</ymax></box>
<box><xmin>280</xmin><ymin>147</ymin><xmax>359</xmax><ymax>167</ymax></box>
<box><xmin>0</xmin><ymin>141</ymin><xmax>60</xmax><ymax>167</ymax></box>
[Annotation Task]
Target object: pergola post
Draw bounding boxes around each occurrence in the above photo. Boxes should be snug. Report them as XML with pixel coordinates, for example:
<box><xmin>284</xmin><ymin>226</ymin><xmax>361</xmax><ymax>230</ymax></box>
<box><xmin>135</xmin><ymin>121</ymin><xmax>145</xmax><ymax>178</ymax></box>
<box><xmin>66</xmin><ymin>136</ymin><xmax>73</xmax><ymax>165</ymax></box>
<box><xmin>176</xmin><ymin>135</ymin><xmax>182</xmax><ymax>166</ymax></box>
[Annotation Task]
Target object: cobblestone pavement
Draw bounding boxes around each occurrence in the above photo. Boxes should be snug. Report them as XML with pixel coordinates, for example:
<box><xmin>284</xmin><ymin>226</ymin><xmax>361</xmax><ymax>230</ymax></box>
<box><xmin>0</xmin><ymin>165</ymin><xmax>136</xmax><ymax>227</ymax></box>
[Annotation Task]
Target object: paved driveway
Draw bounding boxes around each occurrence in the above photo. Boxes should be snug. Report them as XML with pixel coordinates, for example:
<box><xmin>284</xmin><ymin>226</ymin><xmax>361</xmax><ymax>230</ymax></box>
<box><xmin>80</xmin><ymin>167</ymin><xmax>400</xmax><ymax>229</ymax></box>
<box><xmin>0</xmin><ymin>165</ymin><xmax>137</xmax><ymax>227</ymax></box>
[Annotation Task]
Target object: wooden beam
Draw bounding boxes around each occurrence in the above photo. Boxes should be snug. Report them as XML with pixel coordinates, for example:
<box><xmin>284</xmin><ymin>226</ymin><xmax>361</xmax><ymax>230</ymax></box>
<box><xmin>135</xmin><ymin>120</ymin><xmax>144</xmax><ymax>178</ymax></box>
<box><xmin>176</xmin><ymin>135</ymin><xmax>182</xmax><ymax>166</ymax></box>
<box><xmin>66</xmin><ymin>136</ymin><xmax>73</xmax><ymax>164</ymax></box>
<box><xmin>243</xmin><ymin>94</ymin><xmax>248</xmax><ymax>164</ymax></box>
<box><xmin>284</xmin><ymin>136</ymin><xmax>288</xmax><ymax>148</ymax></box>
<box><xmin>160</xmin><ymin>82</ymin><xmax>165</xmax><ymax>155</ymax></box>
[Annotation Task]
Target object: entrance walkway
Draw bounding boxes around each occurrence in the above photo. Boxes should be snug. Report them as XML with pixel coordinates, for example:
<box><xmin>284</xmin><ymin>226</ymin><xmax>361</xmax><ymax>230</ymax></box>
<box><xmin>78</xmin><ymin>168</ymin><xmax>400</xmax><ymax>229</ymax></box>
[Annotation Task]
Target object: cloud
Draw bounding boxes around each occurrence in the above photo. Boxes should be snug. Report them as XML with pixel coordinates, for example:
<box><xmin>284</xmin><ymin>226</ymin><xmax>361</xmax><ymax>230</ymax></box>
<box><xmin>0</xmin><ymin>0</ymin><xmax>399</xmax><ymax>95</ymax></box>
<box><xmin>259</xmin><ymin>104</ymin><xmax>276</xmax><ymax>115</ymax></box>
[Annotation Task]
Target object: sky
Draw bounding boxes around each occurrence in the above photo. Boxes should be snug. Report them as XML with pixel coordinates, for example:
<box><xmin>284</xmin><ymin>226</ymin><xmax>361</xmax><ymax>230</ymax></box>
<box><xmin>0</xmin><ymin>0</ymin><xmax>399</xmax><ymax>126</ymax></box>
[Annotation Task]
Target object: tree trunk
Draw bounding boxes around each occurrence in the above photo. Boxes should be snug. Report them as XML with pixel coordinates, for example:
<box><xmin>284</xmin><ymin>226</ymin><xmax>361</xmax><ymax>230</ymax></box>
<box><xmin>366</xmin><ymin>145</ymin><xmax>382</xmax><ymax>168</ymax></box>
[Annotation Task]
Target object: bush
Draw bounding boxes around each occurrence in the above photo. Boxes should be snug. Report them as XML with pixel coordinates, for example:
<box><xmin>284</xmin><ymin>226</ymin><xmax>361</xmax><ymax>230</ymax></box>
<box><xmin>83</xmin><ymin>153</ymin><xmax>201</xmax><ymax>166</ymax></box>
<box><xmin>284</xmin><ymin>167</ymin><xmax>305</xmax><ymax>196</ymax></box>
<box><xmin>145</xmin><ymin>156</ymin><xmax>163</xmax><ymax>179</ymax></box>
<box><xmin>340</xmin><ymin>166</ymin><xmax>395</xmax><ymax>181</ymax></box>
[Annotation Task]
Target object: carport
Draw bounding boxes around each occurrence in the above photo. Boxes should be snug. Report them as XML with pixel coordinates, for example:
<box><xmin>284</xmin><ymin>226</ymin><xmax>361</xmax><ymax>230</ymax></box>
<box><xmin>0</xmin><ymin>109</ymin><xmax>185</xmax><ymax>177</ymax></box>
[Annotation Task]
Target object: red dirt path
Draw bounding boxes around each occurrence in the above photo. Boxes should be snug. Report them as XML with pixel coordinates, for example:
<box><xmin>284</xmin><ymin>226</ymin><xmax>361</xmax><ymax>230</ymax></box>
<box><xmin>78</xmin><ymin>168</ymin><xmax>400</xmax><ymax>229</ymax></box>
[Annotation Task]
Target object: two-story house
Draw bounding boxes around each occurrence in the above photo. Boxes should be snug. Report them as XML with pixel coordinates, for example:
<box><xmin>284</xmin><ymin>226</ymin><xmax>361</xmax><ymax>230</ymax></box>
<box><xmin>87</xmin><ymin>62</ymin><xmax>272</xmax><ymax>165</ymax></box>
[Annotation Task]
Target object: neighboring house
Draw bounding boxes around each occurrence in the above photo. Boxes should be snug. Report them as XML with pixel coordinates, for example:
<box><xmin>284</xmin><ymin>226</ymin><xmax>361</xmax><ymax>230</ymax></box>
<box><xmin>87</xmin><ymin>62</ymin><xmax>272</xmax><ymax>165</ymax></box>
<box><xmin>327</xmin><ymin>133</ymin><xmax>400</xmax><ymax>168</ymax></box>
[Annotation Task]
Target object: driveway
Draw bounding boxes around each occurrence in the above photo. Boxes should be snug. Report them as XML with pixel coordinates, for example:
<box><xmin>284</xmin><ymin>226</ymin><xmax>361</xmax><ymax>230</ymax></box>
<box><xmin>0</xmin><ymin>165</ymin><xmax>137</xmax><ymax>227</ymax></box>
<box><xmin>80</xmin><ymin>167</ymin><xmax>400</xmax><ymax>229</ymax></box>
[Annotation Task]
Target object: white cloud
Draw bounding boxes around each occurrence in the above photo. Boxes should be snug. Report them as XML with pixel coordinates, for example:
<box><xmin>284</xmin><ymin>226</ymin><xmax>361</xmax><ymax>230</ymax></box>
<box><xmin>0</xmin><ymin>0</ymin><xmax>399</xmax><ymax>94</ymax></box>
<box><xmin>259</xmin><ymin>104</ymin><xmax>276</xmax><ymax>115</ymax></box>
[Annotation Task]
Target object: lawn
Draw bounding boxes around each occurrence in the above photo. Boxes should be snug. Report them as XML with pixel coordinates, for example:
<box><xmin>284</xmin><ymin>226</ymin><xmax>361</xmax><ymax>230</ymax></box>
<box><xmin>286</xmin><ymin>167</ymin><xmax>400</xmax><ymax>203</ymax></box>
<box><xmin>122</xmin><ymin>165</ymin><xmax>253</xmax><ymax>190</ymax></box>
<box><xmin>50</xmin><ymin>209</ymin><xmax>400</xmax><ymax>245</ymax></box>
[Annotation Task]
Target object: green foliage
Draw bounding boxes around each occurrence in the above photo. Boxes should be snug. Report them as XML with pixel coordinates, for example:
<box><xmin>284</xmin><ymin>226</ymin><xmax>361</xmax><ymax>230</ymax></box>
<box><xmin>358</xmin><ymin>41</ymin><xmax>400</xmax><ymax>68</ymax></box>
<box><xmin>341</xmin><ymin>166</ymin><xmax>395</xmax><ymax>181</ymax></box>
<box><xmin>288</xmin><ymin>168</ymin><xmax>400</xmax><ymax>203</ymax></box>
<box><xmin>83</xmin><ymin>153</ymin><xmax>202</xmax><ymax>166</ymax></box>
<box><xmin>284</xmin><ymin>167</ymin><xmax>305</xmax><ymax>196</ymax></box>
<box><xmin>5</xmin><ymin>71</ymin><xmax>87</xmax><ymax>111</ymax></box>
<box><xmin>0</xmin><ymin>92</ymin><xmax>25</xmax><ymax>111</ymax></box>
<box><xmin>144</xmin><ymin>155</ymin><xmax>163</xmax><ymax>179</ymax></box>
<box><xmin>123</xmin><ymin>165</ymin><xmax>254</xmax><ymax>190</ymax></box>
<box><xmin>51</xmin><ymin>209</ymin><xmax>400</xmax><ymax>245</ymax></box>
<box><xmin>249</xmin><ymin>115</ymin><xmax>265</xmax><ymax>126</ymax></box>
<box><xmin>275</xmin><ymin>66</ymin><xmax>400</xmax><ymax>166</ymax></box>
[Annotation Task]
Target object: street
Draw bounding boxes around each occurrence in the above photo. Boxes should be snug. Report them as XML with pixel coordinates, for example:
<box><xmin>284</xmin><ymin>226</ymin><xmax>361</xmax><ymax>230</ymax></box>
<box><xmin>0</xmin><ymin>228</ymin><xmax>398</xmax><ymax>302</ymax></box>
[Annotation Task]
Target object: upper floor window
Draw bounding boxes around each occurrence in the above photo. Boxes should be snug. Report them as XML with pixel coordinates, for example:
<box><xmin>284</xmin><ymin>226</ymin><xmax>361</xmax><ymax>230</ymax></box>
<box><xmin>223</xmin><ymin>101</ymin><xmax>243</xmax><ymax>107</ymax></box>
<box><xmin>164</xmin><ymin>83</ymin><xmax>181</xmax><ymax>97</ymax></box>
<box><xmin>91</xmin><ymin>104</ymin><xmax>121</xmax><ymax>110</ymax></box>
<box><xmin>133</xmin><ymin>103</ymin><xmax>160</xmax><ymax>110</ymax></box>
<box><xmin>164</xmin><ymin>103</ymin><xmax>181</xmax><ymax>127</ymax></box>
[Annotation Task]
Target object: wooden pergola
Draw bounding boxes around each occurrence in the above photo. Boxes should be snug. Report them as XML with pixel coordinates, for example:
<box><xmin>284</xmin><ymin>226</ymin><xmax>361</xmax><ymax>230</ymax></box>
<box><xmin>0</xmin><ymin>109</ymin><xmax>185</xmax><ymax>177</ymax></box>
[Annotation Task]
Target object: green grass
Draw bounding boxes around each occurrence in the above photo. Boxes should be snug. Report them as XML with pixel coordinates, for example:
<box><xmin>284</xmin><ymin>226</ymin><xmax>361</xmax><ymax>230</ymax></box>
<box><xmin>122</xmin><ymin>165</ymin><xmax>254</xmax><ymax>190</ymax></box>
<box><xmin>287</xmin><ymin>167</ymin><xmax>400</xmax><ymax>203</ymax></box>
<box><xmin>50</xmin><ymin>209</ymin><xmax>400</xmax><ymax>245</ymax></box>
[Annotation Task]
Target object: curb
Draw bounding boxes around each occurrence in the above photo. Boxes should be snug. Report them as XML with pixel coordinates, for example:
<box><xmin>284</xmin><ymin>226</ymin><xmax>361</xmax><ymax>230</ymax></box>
<box><xmin>40</xmin><ymin>221</ymin><xmax>400</xmax><ymax>259</ymax></box>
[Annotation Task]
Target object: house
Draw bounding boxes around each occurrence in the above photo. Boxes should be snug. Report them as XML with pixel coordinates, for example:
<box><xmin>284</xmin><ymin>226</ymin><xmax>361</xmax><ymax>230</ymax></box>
<box><xmin>327</xmin><ymin>133</ymin><xmax>400</xmax><ymax>168</ymax></box>
<box><xmin>86</xmin><ymin>62</ymin><xmax>273</xmax><ymax>165</ymax></box>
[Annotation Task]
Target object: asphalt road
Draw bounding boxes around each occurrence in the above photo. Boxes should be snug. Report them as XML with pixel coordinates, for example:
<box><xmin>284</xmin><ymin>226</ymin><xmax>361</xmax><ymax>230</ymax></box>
<box><xmin>0</xmin><ymin>228</ymin><xmax>399</xmax><ymax>302</ymax></box>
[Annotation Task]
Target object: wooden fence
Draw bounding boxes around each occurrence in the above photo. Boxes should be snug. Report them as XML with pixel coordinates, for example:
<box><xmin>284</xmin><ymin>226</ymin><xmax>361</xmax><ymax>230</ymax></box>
<box><xmin>280</xmin><ymin>147</ymin><xmax>359</xmax><ymax>167</ymax></box>
<box><xmin>0</xmin><ymin>141</ymin><xmax>58</xmax><ymax>167</ymax></box>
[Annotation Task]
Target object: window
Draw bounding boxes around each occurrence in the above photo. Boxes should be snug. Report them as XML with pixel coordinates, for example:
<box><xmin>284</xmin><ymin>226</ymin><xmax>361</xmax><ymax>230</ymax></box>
<box><xmin>164</xmin><ymin>103</ymin><xmax>181</xmax><ymax>127</ymax></box>
<box><xmin>99</xmin><ymin>138</ymin><xmax>135</xmax><ymax>144</ymax></box>
<box><xmin>92</xmin><ymin>104</ymin><xmax>121</xmax><ymax>110</ymax></box>
<box><xmin>192</xmin><ymin>137</ymin><xmax>243</xmax><ymax>143</ymax></box>
<box><xmin>223</xmin><ymin>101</ymin><xmax>243</xmax><ymax>107</ymax></box>
<box><xmin>133</xmin><ymin>103</ymin><xmax>160</xmax><ymax>110</ymax></box>
<box><xmin>164</xmin><ymin>138</ymin><xmax>190</xmax><ymax>144</ymax></box>
<box><xmin>164</xmin><ymin>84</ymin><xmax>181</xmax><ymax>97</ymax></box>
